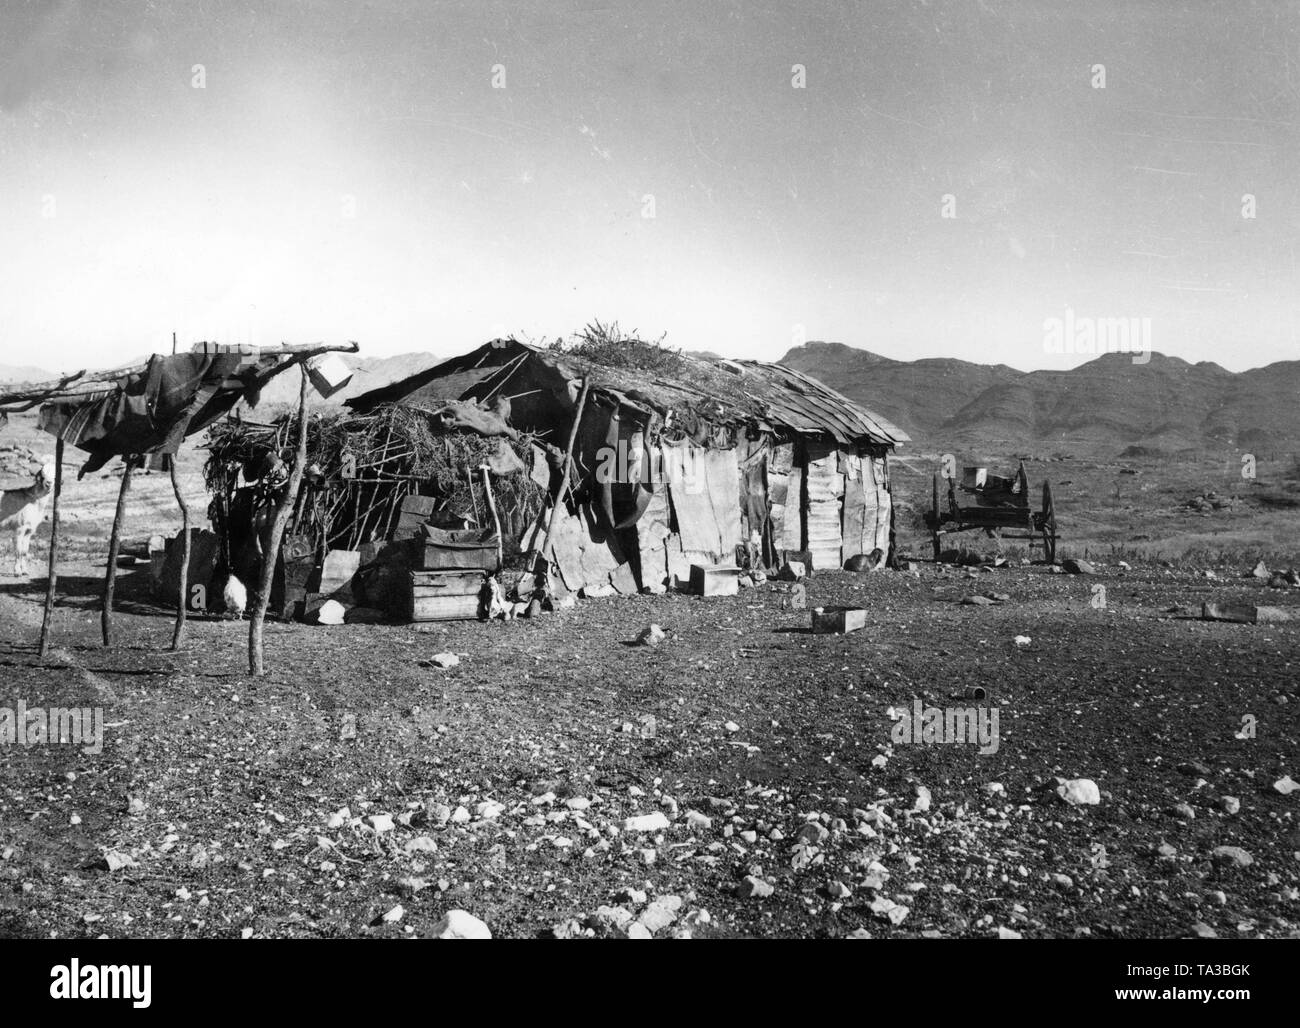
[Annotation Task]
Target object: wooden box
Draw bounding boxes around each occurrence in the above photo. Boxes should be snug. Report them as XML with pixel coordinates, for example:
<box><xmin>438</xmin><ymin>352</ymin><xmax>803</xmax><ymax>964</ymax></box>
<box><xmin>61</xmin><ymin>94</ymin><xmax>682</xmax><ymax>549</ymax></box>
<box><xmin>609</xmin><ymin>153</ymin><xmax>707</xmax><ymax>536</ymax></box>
<box><xmin>419</xmin><ymin>527</ymin><xmax>501</xmax><ymax>572</ymax></box>
<box><xmin>811</xmin><ymin>606</ymin><xmax>868</xmax><ymax>635</ymax></box>
<box><xmin>307</xmin><ymin>352</ymin><xmax>354</xmax><ymax>398</ymax></box>
<box><xmin>688</xmin><ymin>563</ymin><xmax>741</xmax><ymax>597</ymax></box>
<box><xmin>405</xmin><ymin>570</ymin><xmax>484</xmax><ymax>622</ymax></box>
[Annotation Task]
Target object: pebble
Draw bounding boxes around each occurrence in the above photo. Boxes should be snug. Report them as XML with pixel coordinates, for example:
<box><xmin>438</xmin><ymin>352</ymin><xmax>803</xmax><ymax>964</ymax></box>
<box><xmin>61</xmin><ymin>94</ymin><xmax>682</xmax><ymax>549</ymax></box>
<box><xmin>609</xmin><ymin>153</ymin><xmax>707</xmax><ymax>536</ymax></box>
<box><xmin>624</xmin><ymin>812</ymin><xmax>670</xmax><ymax>833</ymax></box>
<box><xmin>1210</xmin><ymin>846</ymin><xmax>1253</xmax><ymax>868</ymax></box>
<box><xmin>638</xmin><ymin>896</ymin><xmax>683</xmax><ymax>933</ymax></box>
<box><xmin>432</xmin><ymin>910</ymin><xmax>491</xmax><ymax>939</ymax></box>
<box><xmin>1056</xmin><ymin>778</ymin><xmax>1101</xmax><ymax>806</ymax></box>
<box><xmin>685</xmin><ymin>811</ymin><xmax>713</xmax><ymax>831</ymax></box>
<box><xmin>636</xmin><ymin>624</ymin><xmax>666</xmax><ymax>647</ymax></box>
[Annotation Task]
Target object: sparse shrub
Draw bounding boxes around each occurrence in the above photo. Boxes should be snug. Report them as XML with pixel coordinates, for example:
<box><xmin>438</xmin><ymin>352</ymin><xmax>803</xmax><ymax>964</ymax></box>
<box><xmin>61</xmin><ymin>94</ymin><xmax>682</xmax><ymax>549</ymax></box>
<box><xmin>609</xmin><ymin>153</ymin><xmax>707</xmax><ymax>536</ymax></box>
<box><xmin>552</xmin><ymin>319</ymin><xmax>685</xmax><ymax>377</ymax></box>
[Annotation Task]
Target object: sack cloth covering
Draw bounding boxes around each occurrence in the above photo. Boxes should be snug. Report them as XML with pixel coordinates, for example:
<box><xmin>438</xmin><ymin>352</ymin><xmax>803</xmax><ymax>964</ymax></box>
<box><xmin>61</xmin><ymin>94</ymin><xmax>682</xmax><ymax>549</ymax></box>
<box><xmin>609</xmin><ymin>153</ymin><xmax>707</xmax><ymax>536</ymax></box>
<box><xmin>39</xmin><ymin>352</ymin><xmax>276</xmax><ymax>477</ymax></box>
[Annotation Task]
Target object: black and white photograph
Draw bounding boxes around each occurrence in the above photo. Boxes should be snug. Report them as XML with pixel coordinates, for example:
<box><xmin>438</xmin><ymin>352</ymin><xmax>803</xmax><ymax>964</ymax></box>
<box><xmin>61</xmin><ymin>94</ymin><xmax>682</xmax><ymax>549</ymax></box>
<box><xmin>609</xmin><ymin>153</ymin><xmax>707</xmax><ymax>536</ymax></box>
<box><xmin>0</xmin><ymin>0</ymin><xmax>1295</xmax><ymax>1003</ymax></box>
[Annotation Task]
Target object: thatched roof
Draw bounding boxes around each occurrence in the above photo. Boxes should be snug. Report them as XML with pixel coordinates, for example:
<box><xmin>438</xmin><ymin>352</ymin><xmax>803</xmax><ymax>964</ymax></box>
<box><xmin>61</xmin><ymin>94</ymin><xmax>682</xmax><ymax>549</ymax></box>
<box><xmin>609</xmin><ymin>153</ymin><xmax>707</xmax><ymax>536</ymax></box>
<box><xmin>348</xmin><ymin>339</ymin><xmax>908</xmax><ymax>448</ymax></box>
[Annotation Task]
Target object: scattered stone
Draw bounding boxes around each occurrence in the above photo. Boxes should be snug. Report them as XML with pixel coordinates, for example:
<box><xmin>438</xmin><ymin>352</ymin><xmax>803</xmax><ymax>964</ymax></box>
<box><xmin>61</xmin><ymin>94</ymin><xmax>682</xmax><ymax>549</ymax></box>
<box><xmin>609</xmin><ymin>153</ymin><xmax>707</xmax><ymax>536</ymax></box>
<box><xmin>587</xmin><ymin>905</ymin><xmax>634</xmax><ymax>933</ymax></box>
<box><xmin>432</xmin><ymin>910</ymin><xmax>492</xmax><ymax>939</ymax></box>
<box><xmin>339</xmin><ymin>714</ymin><xmax>357</xmax><ymax>741</ymax></box>
<box><xmin>1221</xmin><ymin>796</ymin><xmax>1241</xmax><ymax>815</ymax></box>
<box><xmin>624</xmin><ymin>812</ymin><xmax>670</xmax><ymax>833</ymax></box>
<box><xmin>960</xmin><ymin>595</ymin><xmax>994</xmax><ymax>606</ymax></box>
<box><xmin>625</xmin><ymin>923</ymin><xmax>653</xmax><ymax>939</ymax></box>
<box><xmin>1062</xmin><ymin>559</ymin><xmax>1095</xmax><ymax>575</ymax></box>
<box><xmin>403</xmin><ymin>836</ymin><xmax>438</xmax><ymax>855</ymax></box>
<box><xmin>1171</xmin><ymin>802</ymin><xmax>1196</xmax><ymax>821</ymax></box>
<box><xmin>1210</xmin><ymin>846</ymin><xmax>1253</xmax><ymax>868</ymax></box>
<box><xmin>1247</xmin><ymin>559</ymin><xmax>1269</xmax><ymax>579</ymax></box>
<box><xmin>1056</xmin><ymin>778</ymin><xmax>1101</xmax><ymax>806</ymax></box>
<box><xmin>636</xmin><ymin>624</ymin><xmax>666</xmax><ymax>647</ymax></box>
<box><xmin>381</xmin><ymin>903</ymin><xmax>404</xmax><ymax>924</ymax></box>
<box><xmin>1274</xmin><ymin>776</ymin><xmax>1299</xmax><ymax>796</ymax></box>
<box><xmin>796</xmin><ymin>822</ymin><xmax>830</xmax><ymax>846</ymax></box>
<box><xmin>102</xmin><ymin>850</ymin><xmax>136</xmax><ymax>872</ymax></box>
<box><xmin>913</xmin><ymin>786</ymin><xmax>932</xmax><ymax>813</ymax></box>
<box><xmin>1177</xmin><ymin>761</ymin><xmax>1211</xmax><ymax>777</ymax></box>
<box><xmin>1191</xmin><ymin>922</ymin><xmax>1218</xmax><ymax>939</ymax></box>
<box><xmin>430</xmin><ymin>652</ymin><xmax>460</xmax><ymax>669</ymax></box>
<box><xmin>723</xmin><ymin>720</ymin><xmax>740</xmax><ymax>733</ymax></box>
<box><xmin>741</xmin><ymin>876</ymin><xmax>774</xmax><ymax>898</ymax></box>
<box><xmin>997</xmin><ymin>926</ymin><xmax>1023</xmax><ymax>939</ymax></box>
<box><xmin>637</xmin><ymin>895</ymin><xmax>683</xmax><ymax>933</ymax></box>
<box><xmin>685</xmin><ymin>811</ymin><xmax>713</xmax><ymax>831</ymax></box>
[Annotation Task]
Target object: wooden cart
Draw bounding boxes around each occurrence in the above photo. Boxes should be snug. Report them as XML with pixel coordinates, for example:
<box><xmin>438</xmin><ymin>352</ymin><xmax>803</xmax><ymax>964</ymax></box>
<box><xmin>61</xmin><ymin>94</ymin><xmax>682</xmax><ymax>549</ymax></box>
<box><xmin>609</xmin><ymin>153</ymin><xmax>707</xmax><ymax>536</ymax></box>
<box><xmin>924</xmin><ymin>460</ymin><xmax>1058</xmax><ymax>562</ymax></box>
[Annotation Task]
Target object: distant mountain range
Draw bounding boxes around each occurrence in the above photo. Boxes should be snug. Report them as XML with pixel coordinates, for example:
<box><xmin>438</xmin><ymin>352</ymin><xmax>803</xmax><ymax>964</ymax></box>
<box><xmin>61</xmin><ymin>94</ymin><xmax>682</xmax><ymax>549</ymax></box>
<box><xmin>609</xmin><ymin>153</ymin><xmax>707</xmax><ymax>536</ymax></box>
<box><xmin>0</xmin><ymin>363</ymin><xmax>58</xmax><ymax>384</ymax></box>
<box><xmin>778</xmin><ymin>342</ymin><xmax>1300</xmax><ymax>457</ymax></box>
<box><xmin>9</xmin><ymin>344</ymin><xmax>1299</xmax><ymax>458</ymax></box>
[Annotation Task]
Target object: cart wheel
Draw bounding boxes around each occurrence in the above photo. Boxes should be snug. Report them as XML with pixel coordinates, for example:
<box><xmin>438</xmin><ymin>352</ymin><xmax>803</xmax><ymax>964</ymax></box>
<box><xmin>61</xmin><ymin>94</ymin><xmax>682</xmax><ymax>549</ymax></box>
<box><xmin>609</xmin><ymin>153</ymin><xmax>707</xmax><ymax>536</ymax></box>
<box><xmin>1040</xmin><ymin>481</ymin><xmax>1057</xmax><ymax>563</ymax></box>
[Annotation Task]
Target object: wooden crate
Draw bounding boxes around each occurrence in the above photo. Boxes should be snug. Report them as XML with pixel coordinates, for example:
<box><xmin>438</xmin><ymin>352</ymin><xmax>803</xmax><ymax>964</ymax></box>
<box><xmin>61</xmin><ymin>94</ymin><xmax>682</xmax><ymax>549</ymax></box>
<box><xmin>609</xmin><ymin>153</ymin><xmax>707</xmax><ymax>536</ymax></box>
<box><xmin>405</xmin><ymin>570</ymin><xmax>484</xmax><ymax>622</ymax></box>
<box><xmin>688</xmin><ymin>564</ymin><xmax>741</xmax><ymax>597</ymax></box>
<box><xmin>419</xmin><ymin>527</ymin><xmax>500</xmax><ymax>572</ymax></box>
<box><xmin>811</xmin><ymin>606</ymin><xmax>868</xmax><ymax>635</ymax></box>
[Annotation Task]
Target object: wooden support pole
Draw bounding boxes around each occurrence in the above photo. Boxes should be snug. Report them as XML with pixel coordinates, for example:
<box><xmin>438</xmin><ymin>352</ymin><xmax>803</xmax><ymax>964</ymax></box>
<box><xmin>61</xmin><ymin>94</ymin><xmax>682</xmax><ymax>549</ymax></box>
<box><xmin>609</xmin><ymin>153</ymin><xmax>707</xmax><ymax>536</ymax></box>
<box><xmin>534</xmin><ymin>376</ymin><xmax>590</xmax><ymax>576</ymax></box>
<box><xmin>37</xmin><ymin>438</ymin><xmax>64</xmax><ymax>659</ymax></box>
<box><xmin>478</xmin><ymin>464</ymin><xmax>504</xmax><ymax>571</ymax></box>
<box><xmin>101</xmin><ymin>455</ymin><xmax>136</xmax><ymax>647</ymax></box>
<box><xmin>169</xmin><ymin>454</ymin><xmax>191</xmax><ymax>650</ymax></box>
<box><xmin>466</xmin><ymin>466</ymin><xmax>482</xmax><ymax>526</ymax></box>
<box><xmin>249</xmin><ymin>366</ymin><xmax>310</xmax><ymax>676</ymax></box>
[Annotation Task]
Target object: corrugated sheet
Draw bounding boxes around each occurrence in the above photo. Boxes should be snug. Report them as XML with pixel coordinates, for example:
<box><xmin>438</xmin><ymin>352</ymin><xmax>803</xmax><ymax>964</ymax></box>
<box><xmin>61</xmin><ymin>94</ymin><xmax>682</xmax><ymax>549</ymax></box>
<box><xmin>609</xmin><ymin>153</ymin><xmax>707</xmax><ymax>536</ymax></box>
<box><xmin>350</xmin><ymin>339</ymin><xmax>908</xmax><ymax>449</ymax></box>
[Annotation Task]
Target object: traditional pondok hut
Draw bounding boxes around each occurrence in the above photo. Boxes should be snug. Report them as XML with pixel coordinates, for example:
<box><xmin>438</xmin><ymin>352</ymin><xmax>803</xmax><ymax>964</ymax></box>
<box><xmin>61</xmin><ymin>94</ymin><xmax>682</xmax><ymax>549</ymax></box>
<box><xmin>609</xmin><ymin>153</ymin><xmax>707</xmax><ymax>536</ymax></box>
<box><xmin>341</xmin><ymin>333</ymin><xmax>908</xmax><ymax>603</ymax></box>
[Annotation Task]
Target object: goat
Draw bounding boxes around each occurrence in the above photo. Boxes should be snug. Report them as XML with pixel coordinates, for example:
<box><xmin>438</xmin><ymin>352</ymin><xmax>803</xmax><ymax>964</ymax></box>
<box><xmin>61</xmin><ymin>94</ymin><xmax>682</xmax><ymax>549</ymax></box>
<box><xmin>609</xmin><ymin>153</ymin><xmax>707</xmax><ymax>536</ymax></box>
<box><xmin>0</xmin><ymin>460</ymin><xmax>57</xmax><ymax>576</ymax></box>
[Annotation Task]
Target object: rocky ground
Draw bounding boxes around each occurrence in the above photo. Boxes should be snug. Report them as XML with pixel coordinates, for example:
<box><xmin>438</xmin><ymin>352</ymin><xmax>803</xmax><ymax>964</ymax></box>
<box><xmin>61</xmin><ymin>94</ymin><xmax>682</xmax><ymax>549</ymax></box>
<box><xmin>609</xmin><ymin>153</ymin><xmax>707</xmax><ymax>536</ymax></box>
<box><xmin>1</xmin><ymin>550</ymin><xmax>1298</xmax><ymax>940</ymax></box>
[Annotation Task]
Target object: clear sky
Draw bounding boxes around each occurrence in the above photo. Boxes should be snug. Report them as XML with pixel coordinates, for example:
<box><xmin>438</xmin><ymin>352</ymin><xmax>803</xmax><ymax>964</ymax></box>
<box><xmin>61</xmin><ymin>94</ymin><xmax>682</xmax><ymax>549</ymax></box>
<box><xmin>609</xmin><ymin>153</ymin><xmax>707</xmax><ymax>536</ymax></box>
<box><xmin>0</xmin><ymin>0</ymin><xmax>1296</xmax><ymax>373</ymax></box>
